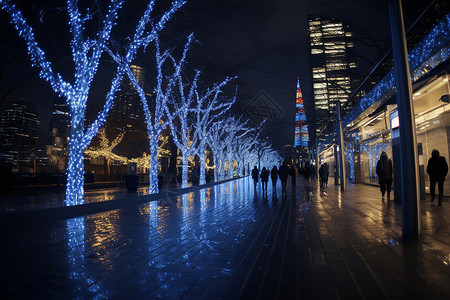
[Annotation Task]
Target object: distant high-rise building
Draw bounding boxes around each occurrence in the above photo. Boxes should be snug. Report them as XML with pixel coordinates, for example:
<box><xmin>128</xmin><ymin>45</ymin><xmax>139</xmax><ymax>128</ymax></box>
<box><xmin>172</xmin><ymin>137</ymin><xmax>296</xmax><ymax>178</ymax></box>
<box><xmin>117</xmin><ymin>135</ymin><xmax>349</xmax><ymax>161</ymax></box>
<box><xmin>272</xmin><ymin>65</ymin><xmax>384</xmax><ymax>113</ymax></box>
<box><xmin>294</xmin><ymin>78</ymin><xmax>309</xmax><ymax>148</ymax></box>
<box><xmin>115</xmin><ymin>64</ymin><xmax>145</xmax><ymax>122</ymax></box>
<box><xmin>308</xmin><ymin>16</ymin><xmax>357</xmax><ymax>137</ymax></box>
<box><xmin>49</xmin><ymin>96</ymin><xmax>70</xmax><ymax>141</ymax></box>
<box><xmin>104</xmin><ymin>64</ymin><xmax>153</xmax><ymax>159</ymax></box>
<box><xmin>0</xmin><ymin>99</ymin><xmax>40</xmax><ymax>173</ymax></box>
<box><xmin>47</xmin><ymin>96</ymin><xmax>70</xmax><ymax>171</ymax></box>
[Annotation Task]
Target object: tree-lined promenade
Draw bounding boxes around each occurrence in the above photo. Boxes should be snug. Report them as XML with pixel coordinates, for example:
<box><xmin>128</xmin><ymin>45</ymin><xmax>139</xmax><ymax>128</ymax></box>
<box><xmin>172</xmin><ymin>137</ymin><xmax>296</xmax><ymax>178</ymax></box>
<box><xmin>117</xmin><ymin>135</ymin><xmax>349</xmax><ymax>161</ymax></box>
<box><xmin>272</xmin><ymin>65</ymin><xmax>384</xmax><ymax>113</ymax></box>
<box><xmin>0</xmin><ymin>0</ymin><xmax>282</xmax><ymax>205</ymax></box>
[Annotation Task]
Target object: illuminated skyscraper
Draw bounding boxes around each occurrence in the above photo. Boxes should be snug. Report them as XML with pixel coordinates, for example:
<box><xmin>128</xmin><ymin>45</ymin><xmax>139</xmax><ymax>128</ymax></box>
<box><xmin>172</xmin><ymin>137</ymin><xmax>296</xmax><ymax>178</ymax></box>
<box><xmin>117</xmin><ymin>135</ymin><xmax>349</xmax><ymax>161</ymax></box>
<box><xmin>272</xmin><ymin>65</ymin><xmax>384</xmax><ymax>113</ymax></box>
<box><xmin>118</xmin><ymin>64</ymin><xmax>145</xmax><ymax>121</ymax></box>
<box><xmin>106</xmin><ymin>64</ymin><xmax>151</xmax><ymax>158</ymax></box>
<box><xmin>308</xmin><ymin>16</ymin><xmax>357</xmax><ymax>137</ymax></box>
<box><xmin>294</xmin><ymin>78</ymin><xmax>309</xmax><ymax>147</ymax></box>
<box><xmin>0</xmin><ymin>99</ymin><xmax>40</xmax><ymax>172</ymax></box>
<box><xmin>47</xmin><ymin>96</ymin><xmax>70</xmax><ymax>171</ymax></box>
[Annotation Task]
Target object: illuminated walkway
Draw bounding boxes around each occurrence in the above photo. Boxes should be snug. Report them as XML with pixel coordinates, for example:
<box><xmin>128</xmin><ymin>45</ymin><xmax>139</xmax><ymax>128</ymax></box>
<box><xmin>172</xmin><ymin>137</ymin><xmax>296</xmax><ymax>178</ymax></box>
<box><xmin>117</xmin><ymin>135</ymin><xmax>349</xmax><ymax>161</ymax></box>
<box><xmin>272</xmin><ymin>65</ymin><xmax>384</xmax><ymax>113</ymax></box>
<box><xmin>1</xmin><ymin>177</ymin><xmax>450</xmax><ymax>299</ymax></box>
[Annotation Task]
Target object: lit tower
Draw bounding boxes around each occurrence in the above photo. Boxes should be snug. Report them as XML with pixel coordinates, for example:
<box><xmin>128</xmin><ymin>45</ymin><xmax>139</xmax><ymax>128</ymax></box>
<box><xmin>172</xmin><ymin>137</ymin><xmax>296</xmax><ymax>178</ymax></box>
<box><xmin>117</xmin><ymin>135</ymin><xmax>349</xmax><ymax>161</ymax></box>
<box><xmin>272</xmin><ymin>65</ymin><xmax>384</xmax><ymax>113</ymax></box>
<box><xmin>294</xmin><ymin>78</ymin><xmax>309</xmax><ymax>147</ymax></box>
<box><xmin>308</xmin><ymin>15</ymin><xmax>357</xmax><ymax>138</ymax></box>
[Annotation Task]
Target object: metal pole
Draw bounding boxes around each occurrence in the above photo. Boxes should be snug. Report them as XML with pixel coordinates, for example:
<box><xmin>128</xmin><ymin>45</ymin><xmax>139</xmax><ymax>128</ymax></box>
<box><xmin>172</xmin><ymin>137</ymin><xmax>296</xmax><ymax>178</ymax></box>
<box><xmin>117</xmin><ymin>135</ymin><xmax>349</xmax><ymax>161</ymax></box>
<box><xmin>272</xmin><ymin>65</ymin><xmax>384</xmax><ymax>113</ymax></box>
<box><xmin>337</xmin><ymin>101</ymin><xmax>347</xmax><ymax>191</ymax></box>
<box><xmin>388</xmin><ymin>0</ymin><xmax>421</xmax><ymax>240</ymax></box>
<box><xmin>316</xmin><ymin>136</ymin><xmax>320</xmax><ymax>180</ymax></box>
<box><xmin>334</xmin><ymin>144</ymin><xmax>339</xmax><ymax>186</ymax></box>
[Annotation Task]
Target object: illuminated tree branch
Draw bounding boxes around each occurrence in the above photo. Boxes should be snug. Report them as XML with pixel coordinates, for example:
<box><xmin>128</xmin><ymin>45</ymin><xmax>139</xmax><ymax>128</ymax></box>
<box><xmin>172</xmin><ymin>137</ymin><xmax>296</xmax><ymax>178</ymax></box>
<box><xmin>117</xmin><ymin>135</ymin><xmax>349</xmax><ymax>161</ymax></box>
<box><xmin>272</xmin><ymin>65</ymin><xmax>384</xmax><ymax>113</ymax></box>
<box><xmin>164</xmin><ymin>35</ymin><xmax>201</xmax><ymax>188</ymax></box>
<box><xmin>207</xmin><ymin>119</ymin><xmax>228</xmax><ymax>181</ymax></box>
<box><xmin>193</xmin><ymin>78</ymin><xmax>236</xmax><ymax>184</ymax></box>
<box><xmin>0</xmin><ymin>0</ymin><xmax>185</xmax><ymax>204</ymax></box>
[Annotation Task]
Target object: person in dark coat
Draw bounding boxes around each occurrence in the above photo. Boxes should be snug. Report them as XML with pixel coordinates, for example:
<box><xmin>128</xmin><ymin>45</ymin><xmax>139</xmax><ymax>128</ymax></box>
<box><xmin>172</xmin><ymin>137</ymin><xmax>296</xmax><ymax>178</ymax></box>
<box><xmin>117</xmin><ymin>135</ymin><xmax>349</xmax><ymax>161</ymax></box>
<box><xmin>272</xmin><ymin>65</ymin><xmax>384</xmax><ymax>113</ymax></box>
<box><xmin>376</xmin><ymin>151</ymin><xmax>393</xmax><ymax>199</ymax></box>
<box><xmin>289</xmin><ymin>165</ymin><xmax>297</xmax><ymax>188</ymax></box>
<box><xmin>319</xmin><ymin>163</ymin><xmax>329</xmax><ymax>188</ymax></box>
<box><xmin>251</xmin><ymin>166</ymin><xmax>259</xmax><ymax>188</ymax></box>
<box><xmin>303</xmin><ymin>163</ymin><xmax>310</xmax><ymax>182</ymax></box>
<box><xmin>427</xmin><ymin>149</ymin><xmax>448</xmax><ymax>206</ymax></box>
<box><xmin>260</xmin><ymin>167</ymin><xmax>270</xmax><ymax>193</ymax></box>
<box><xmin>278</xmin><ymin>161</ymin><xmax>289</xmax><ymax>192</ymax></box>
<box><xmin>270</xmin><ymin>165</ymin><xmax>278</xmax><ymax>187</ymax></box>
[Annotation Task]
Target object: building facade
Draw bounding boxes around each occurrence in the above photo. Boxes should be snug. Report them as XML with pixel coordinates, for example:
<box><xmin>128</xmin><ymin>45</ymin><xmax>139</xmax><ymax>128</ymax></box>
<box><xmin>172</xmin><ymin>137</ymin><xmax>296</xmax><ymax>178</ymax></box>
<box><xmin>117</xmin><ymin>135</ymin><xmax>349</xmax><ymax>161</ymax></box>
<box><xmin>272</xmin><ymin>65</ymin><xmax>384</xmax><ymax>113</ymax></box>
<box><xmin>0</xmin><ymin>99</ymin><xmax>40</xmax><ymax>173</ymax></box>
<box><xmin>308</xmin><ymin>16</ymin><xmax>357</xmax><ymax>139</ymax></box>
<box><xmin>115</xmin><ymin>64</ymin><xmax>146</xmax><ymax>123</ymax></box>
<box><xmin>318</xmin><ymin>4</ymin><xmax>450</xmax><ymax>196</ymax></box>
<box><xmin>47</xmin><ymin>96</ymin><xmax>70</xmax><ymax>172</ymax></box>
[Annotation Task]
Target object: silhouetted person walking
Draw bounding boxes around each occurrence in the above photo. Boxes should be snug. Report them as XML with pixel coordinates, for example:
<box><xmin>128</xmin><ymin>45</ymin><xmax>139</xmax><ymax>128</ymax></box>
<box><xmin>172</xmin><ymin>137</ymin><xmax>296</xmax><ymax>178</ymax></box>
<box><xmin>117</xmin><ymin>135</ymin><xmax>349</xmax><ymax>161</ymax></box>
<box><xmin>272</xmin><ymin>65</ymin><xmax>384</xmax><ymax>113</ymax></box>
<box><xmin>260</xmin><ymin>167</ymin><xmax>269</xmax><ymax>194</ymax></box>
<box><xmin>319</xmin><ymin>163</ymin><xmax>329</xmax><ymax>188</ymax></box>
<box><xmin>303</xmin><ymin>163</ymin><xmax>311</xmax><ymax>182</ymax></box>
<box><xmin>289</xmin><ymin>165</ymin><xmax>297</xmax><ymax>188</ymax></box>
<box><xmin>376</xmin><ymin>151</ymin><xmax>393</xmax><ymax>199</ymax></box>
<box><xmin>278</xmin><ymin>161</ymin><xmax>288</xmax><ymax>192</ymax></box>
<box><xmin>427</xmin><ymin>149</ymin><xmax>448</xmax><ymax>206</ymax></box>
<box><xmin>271</xmin><ymin>165</ymin><xmax>278</xmax><ymax>188</ymax></box>
<box><xmin>251</xmin><ymin>166</ymin><xmax>259</xmax><ymax>188</ymax></box>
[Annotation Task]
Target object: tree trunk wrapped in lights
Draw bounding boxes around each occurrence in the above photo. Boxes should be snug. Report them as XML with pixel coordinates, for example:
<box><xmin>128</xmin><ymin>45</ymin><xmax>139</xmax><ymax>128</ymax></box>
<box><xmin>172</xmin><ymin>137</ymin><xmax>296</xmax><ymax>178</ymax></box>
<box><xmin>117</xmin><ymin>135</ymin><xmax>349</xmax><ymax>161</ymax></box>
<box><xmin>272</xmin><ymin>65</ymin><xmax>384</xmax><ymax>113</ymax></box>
<box><xmin>207</xmin><ymin>120</ymin><xmax>228</xmax><ymax>182</ymax></box>
<box><xmin>192</xmin><ymin>77</ymin><xmax>236</xmax><ymax>185</ymax></box>
<box><xmin>111</xmin><ymin>38</ymin><xmax>176</xmax><ymax>194</ymax></box>
<box><xmin>235</xmin><ymin>132</ymin><xmax>259</xmax><ymax>176</ymax></box>
<box><xmin>163</xmin><ymin>35</ymin><xmax>198</xmax><ymax>188</ymax></box>
<box><xmin>0</xmin><ymin>0</ymin><xmax>185</xmax><ymax>205</ymax></box>
<box><xmin>221</xmin><ymin>117</ymin><xmax>251</xmax><ymax>179</ymax></box>
<box><xmin>164</xmin><ymin>35</ymin><xmax>236</xmax><ymax>188</ymax></box>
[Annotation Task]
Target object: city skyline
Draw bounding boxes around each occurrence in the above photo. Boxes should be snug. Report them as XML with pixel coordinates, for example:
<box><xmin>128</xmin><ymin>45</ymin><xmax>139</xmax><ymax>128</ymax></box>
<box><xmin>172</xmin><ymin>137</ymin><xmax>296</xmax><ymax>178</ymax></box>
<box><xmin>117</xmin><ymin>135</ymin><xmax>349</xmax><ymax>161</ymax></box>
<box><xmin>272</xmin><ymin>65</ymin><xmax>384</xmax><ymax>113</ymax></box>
<box><xmin>1</xmin><ymin>1</ymin><xmax>431</xmax><ymax>153</ymax></box>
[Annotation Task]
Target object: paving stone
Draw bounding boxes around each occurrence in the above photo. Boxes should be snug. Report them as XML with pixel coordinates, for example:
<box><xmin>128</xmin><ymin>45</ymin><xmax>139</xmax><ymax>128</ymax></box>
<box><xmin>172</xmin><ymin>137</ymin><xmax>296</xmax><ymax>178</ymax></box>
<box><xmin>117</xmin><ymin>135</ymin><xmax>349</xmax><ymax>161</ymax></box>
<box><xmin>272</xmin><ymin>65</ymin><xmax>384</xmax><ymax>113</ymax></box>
<box><xmin>2</xmin><ymin>177</ymin><xmax>450</xmax><ymax>298</ymax></box>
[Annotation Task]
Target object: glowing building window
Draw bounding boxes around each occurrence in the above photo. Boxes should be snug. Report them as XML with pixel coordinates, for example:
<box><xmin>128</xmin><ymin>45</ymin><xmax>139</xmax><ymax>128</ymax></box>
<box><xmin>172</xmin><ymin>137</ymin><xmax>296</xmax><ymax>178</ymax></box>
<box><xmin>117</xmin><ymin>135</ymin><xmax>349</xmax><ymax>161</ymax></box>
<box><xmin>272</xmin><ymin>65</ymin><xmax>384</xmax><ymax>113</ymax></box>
<box><xmin>313</xmin><ymin>67</ymin><xmax>326</xmax><ymax>73</ymax></box>
<box><xmin>314</xmin><ymin>83</ymin><xmax>327</xmax><ymax>89</ymax></box>
<box><xmin>313</xmin><ymin>73</ymin><xmax>325</xmax><ymax>79</ymax></box>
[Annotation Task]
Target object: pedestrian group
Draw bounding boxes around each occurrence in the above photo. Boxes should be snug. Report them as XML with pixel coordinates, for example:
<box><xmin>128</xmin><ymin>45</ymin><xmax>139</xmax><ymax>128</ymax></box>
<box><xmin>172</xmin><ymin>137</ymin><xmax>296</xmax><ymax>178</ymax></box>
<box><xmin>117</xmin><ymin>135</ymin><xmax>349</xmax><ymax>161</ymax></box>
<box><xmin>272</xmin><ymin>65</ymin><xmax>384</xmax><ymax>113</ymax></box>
<box><xmin>250</xmin><ymin>148</ymin><xmax>449</xmax><ymax>206</ymax></box>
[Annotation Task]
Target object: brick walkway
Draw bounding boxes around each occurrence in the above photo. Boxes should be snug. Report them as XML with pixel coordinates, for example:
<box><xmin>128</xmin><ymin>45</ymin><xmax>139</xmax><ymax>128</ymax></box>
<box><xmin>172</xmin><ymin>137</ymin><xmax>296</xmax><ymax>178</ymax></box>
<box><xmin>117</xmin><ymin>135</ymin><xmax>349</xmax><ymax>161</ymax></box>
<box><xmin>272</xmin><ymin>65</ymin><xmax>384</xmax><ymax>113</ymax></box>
<box><xmin>1</xmin><ymin>177</ymin><xmax>450</xmax><ymax>299</ymax></box>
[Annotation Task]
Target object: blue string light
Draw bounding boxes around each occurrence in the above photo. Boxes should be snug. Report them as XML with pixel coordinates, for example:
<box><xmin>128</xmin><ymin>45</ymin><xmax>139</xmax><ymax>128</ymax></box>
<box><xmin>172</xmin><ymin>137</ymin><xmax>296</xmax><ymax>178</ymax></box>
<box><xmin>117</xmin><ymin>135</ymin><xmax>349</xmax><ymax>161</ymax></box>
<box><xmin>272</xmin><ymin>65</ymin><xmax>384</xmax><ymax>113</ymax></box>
<box><xmin>320</xmin><ymin>14</ymin><xmax>450</xmax><ymax>149</ymax></box>
<box><xmin>1</xmin><ymin>0</ymin><xmax>185</xmax><ymax>205</ymax></box>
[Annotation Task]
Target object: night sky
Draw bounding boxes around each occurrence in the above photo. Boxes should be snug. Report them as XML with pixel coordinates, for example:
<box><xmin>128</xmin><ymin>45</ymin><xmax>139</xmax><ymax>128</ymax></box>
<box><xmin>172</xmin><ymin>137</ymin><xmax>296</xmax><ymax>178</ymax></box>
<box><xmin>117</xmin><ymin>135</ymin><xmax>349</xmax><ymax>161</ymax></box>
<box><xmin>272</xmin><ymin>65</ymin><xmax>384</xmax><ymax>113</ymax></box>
<box><xmin>0</xmin><ymin>0</ymin><xmax>431</xmax><ymax>155</ymax></box>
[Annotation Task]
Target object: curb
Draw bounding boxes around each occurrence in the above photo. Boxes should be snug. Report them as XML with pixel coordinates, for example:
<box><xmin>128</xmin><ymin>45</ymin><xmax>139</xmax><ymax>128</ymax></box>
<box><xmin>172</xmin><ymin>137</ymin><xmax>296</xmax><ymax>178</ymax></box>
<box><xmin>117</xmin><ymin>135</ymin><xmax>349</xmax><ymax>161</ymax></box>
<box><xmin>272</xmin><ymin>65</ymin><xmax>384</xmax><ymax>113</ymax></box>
<box><xmin>0</xmin><ymin>176</ymin><xmax>246</xmax><ymax>227</ymax></box>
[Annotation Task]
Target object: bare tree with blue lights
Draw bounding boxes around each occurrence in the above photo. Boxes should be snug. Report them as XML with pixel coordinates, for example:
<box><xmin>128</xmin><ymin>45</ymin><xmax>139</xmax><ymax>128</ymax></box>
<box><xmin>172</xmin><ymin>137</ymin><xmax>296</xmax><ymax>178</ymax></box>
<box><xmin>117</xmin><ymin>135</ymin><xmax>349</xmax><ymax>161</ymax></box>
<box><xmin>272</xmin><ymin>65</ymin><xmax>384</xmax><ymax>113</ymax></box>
<box><xmin>109</xmin><ymin>37</ymin><xmax>175</xmax><ymax>194</ymax></box>
<box><xmin>207</xmin><ymin>119</ymin><xmax>229</xmax><ymax>181</ymax></box>
<box><xmin>223</xmin><ymin>117</ymin><xmax>251</xmax><ymax>179</ymax></box>
<box><xmin>255</xmin><ymin>139</ymin><xmax>273</xmax><ymax>170</ymax></box>
<box><xmin>193</xmin><ymin>79</ymin><xmax>236</xmax><ymax>185</ymax></box>
<box><xmin>164</xmin><ymin>35</ymin><xmax>237</xmax><ymax>187</ymax></box>
<box><xmin>164</xmin><ymin>35</ymin><xmax>200</xmax><ymax>188</ymax></box>
<box><xmin>0</xmin><ymin>0</ymin><xmax>185</xmax><ymax>204</ymax></box>
<box><xmin>235</xmin><ymin>131</ymin><xmax>259</xmax><ymax>176</ymax></box>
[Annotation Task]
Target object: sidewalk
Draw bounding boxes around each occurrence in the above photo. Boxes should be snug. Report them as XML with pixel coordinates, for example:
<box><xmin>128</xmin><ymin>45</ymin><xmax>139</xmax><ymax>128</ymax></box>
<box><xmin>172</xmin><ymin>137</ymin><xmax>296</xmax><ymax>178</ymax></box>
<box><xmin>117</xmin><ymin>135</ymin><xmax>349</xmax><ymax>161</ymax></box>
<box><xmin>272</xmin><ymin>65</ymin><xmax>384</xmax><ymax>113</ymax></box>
<box><xmin>1</xmin><ymin>176</ymin><xmax>450</xmax><ymax>299</ymax></box>
<box><xmin>285</xmin><ymin>179</ymin><xmax>450</xmax><ymax>299</ymax></box>
<box><xmin>0</xmin><ymin>178</ymin><xmax>239</xmax><ymax>221</ymax></box>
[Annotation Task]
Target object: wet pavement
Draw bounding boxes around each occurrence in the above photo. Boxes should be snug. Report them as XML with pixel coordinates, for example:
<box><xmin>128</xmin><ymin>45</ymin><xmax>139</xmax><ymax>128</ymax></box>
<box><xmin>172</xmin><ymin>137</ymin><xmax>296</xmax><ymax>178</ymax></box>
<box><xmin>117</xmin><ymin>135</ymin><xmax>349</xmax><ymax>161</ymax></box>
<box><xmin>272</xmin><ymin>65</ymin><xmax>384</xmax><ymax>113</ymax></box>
<box><xmin>1</xmin><ymin>177</ymin><xmax>450</xmax><ymax>299</ymax></box>
<box><xmin>0</xmin><ymin>182</ymin><xmax>195</xmax><ymax>214</ymax></box>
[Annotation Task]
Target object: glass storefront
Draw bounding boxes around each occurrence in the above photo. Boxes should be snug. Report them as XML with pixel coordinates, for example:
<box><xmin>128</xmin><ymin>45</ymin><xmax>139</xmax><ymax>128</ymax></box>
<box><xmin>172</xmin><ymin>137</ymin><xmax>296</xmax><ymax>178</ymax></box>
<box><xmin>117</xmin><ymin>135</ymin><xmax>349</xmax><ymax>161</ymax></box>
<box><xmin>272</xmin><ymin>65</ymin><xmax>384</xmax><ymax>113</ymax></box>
<box><xmin>415</xmin><ymin>75</ymin><xmax>450</xmax><ymax>195</ymax></box>
<box><xmin>341</xmin><ymin>74</ymin><xmax>450</xmax><ymax>195</ymax></box>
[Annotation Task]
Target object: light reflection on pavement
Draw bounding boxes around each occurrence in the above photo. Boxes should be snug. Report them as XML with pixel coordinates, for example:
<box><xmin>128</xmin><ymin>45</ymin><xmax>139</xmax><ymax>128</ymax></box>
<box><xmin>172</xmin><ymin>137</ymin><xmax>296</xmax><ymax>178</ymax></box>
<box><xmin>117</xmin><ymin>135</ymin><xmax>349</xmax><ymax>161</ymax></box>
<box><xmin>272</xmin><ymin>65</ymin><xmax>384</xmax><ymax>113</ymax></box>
<box><xmin>1</xmin><ymin>177</ymin><xmax>284</xmax><ymax>298</ymax></box>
